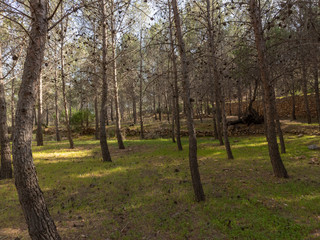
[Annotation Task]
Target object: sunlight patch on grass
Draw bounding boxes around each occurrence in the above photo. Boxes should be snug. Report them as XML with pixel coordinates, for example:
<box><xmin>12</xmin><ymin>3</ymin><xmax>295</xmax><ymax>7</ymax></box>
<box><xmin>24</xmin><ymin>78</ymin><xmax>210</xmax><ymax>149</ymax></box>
<box><xmin>76</xmin><ymin>166</ymin><xmax>129</xmax><ymax>178</ymax></box>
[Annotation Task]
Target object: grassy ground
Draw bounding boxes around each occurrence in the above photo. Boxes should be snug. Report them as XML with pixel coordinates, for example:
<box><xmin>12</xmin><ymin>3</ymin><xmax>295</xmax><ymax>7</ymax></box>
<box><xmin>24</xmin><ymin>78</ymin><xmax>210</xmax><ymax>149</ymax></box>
<box><xmin>0</xmin><ymin>133</ymin><xmax>320</xmax><ymax>239</ymax></box>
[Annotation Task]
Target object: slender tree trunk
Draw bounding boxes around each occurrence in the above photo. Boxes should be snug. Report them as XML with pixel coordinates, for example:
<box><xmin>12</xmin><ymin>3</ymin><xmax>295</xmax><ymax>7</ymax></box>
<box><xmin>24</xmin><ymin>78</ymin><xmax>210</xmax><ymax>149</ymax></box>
<box><xmin>158</xmin><ymin>92</ymin><xmax>162</xmax><ymax>121</ymax></box>
<box><xmin>53</xmin><ymin>44</ymin><xmax>61</xmax><ymax>142</ymax></box>
<box><xmin>11</xmin><ymin>73</ymin><xmax>15</xmax><ymax>140</ymax></box>
<box><xmin>46</xmin><ymin>107</ymin><xmax>49</xmax><ymax>126</ymax></box>
<box><xmin>272</xmin><ymin>90</ymin><xmax>286</xmax><ymax>154</ymax></box>
<box><xmin>34</xmin><ymin>107</ymin><xmax>37</xmax><ymax>125</ymax></box>
<box><xmin>93</xmin><ymin>30</ymin><xmax>99</xmax><ymax>140</ymax></box>
<box><xmin>54</xmin><ymin>72</ymin><xmax>61</xmax><ymax>141</ymax></box>
<box><xmin>237</xmin><ymin>82</ymin><xmax>242</xmax><ymax>119</ymax></box>
<box><xmin>168</xmin><ymin>1</ymin><xmax>182</xmax><ymax>150</ymax></box>
<box><xmin>12</xmin><ymin>1</ymin><xmax>61</xmax><ymax>238</ymax></box>
<box><xmin>221</xmin><ymin>96</ymin><xmax>233</xmax><ymax>159</ymax></box>
<box><xmin>132</xmin><ymin>86</ymin><xmax>137</xmax><ymax>124</ymax></box>
<box><xmin>153</xmin><ymin>86</ymin><xmax>157</xmax><ymax>120</ymax></box>
<box><xmin>171</xmin><ymin>86</ymin><xmax>176</xmax><ymax>143</ymax></box>
<box><xmin>249</xmin><ymin>0</ymin><xmax>288</xmax><ymax>178</ymax></box>
<box><xmin>0</xmin><ymin>43</ymin><xmax>12</xmax><ymax>179</ymax></box>
<box><xmin>172</xmin><ymin>0</ymin><xmax>205</xmax><ymax>202</ymax></box>
<box><xmin>110</xmin><ymin>98</ymin><xmax>114</xmax><ymax>122</ymax></box>
<box><xmin>60</xmin><ymin>5</ymin><xmax>73</xmax><ymax>149</ymax></box>
<box><xmin>291</xmin><ymin>78</ymin><xmax>296</xmax><ymax>120</ymax></box>
<box><xmin>302</xmin><ymin>62</ymin><xmax>312</xmax><ymax>124</ymax></box>
<box><xmin>211</xmin><ymin>100</ymin><xmax>219</xmax><ymax>139</ymax></box>
<box><xmin>111</xmin><ymin>3</ymin><xmax>125</xmax><ymax>149</ymax></box>
<box><xmin>100</xmin><ymin>0</ymin><xmax>112</xmax><ymax>162</ymax></box>
<box><xmin>139</xmin><ymin>29</ymin><xmax>144</xmax><ymax>139</ymax></box>
<box><xmin>94</xmin><ymin>95</ymin><xmax>99</xmax><ymax>140</ymax></box>
<box><xmin>36</xmin><ymin>74</ymin><xmax>43</xmax><ymax>146</ymax></box>
<box><xmin>206</xmin><ymin>0</ymin><xmax>223</xmax><ymax>146</ymax></box>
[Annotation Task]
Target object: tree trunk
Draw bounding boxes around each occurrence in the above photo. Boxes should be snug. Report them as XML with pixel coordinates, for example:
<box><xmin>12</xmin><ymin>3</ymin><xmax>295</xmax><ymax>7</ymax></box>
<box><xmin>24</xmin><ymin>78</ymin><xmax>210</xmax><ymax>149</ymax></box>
<box><xmin>60</xmin><ymin>5</ymin><xmax>74</xmax><ymax>149</ymax></box>
<box><xmin>291</xmin><ymin>78</ymin><xmax>296</xmax><ymax>120</ymax></box>
<box><xmin>172</xmin><ymin>0</ymin><xmax>205</xmax><ymax>202</ymax></box>
<box><xmin>206</xmin><ymin>0</ymin><xmax>223</xmax><ymax>146</ymax></box>
<box><xmin>237</xmin><ymin>82</ymin><xmax>242</xmax><ymax>119</ymax></box>
<box><xmin>171</xmin><ymin>86</ymin><xmax>176</xmax><ymax>143</ymax></box>
<box><xmin>249</xmin><ymin>0</ymin><xmax>288</xmax><ymax>178</ymax></box>
<box><xmin>221</xmin><ymin>97</ymin><xmax>233</xmax><ymax>159</ymax></box>
<box><xmin>12</xmin><ymin>1</ymin><xmax>61</xmax><ymax>238</ymax></box>
<box><xmin>302</xmin><ymin>62</ymin><xmax>312</xmax><ymax>124</ymax></box>
<box><xmin>168</xmin><ymin>1</ymin><xmax>182</xmax><ymax>151</ymax></box>
<box><xmin>11</xmin><ymin>73</ymin><xmax>15</xmax><ymax>140</ymax></box>
<box><xmin>93</xmin><ymin>29</ymin><xmax>100</xmax><ymax>140</ymax></box>
<box><xmin>110</xmin><ymin>98</ymin><xmax>114</xmax><ymax>123</ymax></box>
<box><xmin>94</xmin><ymin>95</ymin><xmax>99</xmax><ymax>140</ymax></box>
<box><xmin>36</xmin><ymin>74</ymin><xmax>43</xmax><ymax>146</ymax></box>
<box><xmin>54</xmin><ymin>47</ymin><xmax>61</xmax><ymax>142</ymax></box>
<box><xmin>0</xmin><ymin>43</ymin><xmax>12</xmax><ymax>179</ymax></box>
<box><xmin>100</xmin><ymin>0</ymin><xmax>112</xmax><ymax>162</ymax></box>
<box><xmin>139</xmin><ymin>29</ymin><xmax>144</xmax><ymax>139</ymax></box>
<box><xmin>272</xmin><ymin>90</ymin><xmax>286</xmax><ymax>154</ymax></box>
<box><xmin>132</xmin><ymin>87</ymin><xmax>137</xmax><ymax>124</ymax></box>
<box><xmin>111</xmin><ymin>3</ymin><xmax>125</xmax><ymax>149</ymax></box>
<box><xmin>211</xmin><ymin>100</ymin><xmax>219</xmax><ymax>140</ymax></box>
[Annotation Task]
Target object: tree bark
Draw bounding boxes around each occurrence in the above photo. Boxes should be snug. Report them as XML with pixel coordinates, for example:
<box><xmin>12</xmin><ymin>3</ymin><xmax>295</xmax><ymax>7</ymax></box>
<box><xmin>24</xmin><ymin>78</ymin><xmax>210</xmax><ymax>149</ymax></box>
<box><xmin>11</xmin><ymin>72</ymin><xmax>15</xmax><ymax>140</ymax></box>
<box><xmin>168</xmin><ymin>1</ymin><xmax>182</xmax><ymax>150</ymax></box>
<box><xmin>36</xmin><ymin>74</ymin><xmax>44</xmax><ymax>146</ymax></box>
<box><xmin>249</xmin><ymin>0</ymin><xmax>288</xmax><ymax>178</ymax></box>
<box><xmin>60</xmin><ymin>4</ymin><xmax>74</xmax><ymax>149</ymax></box>
<box><xmin>139</xmin><ymin>29</ymin><xmax>144</xmax><ymax>139</ymax></box>
<box><xmin>291</xmin><ymin>77</ymin><xmax>296</xmax><ymax>120</ymax></box>
<box><xmin>132</xmin><ymin>88</ymin><xmax>137</xmax><ymax>124</ymax></box>
<box><xmin>172</xmin><ymin>0</ymin><xmax>205</xmax><ymax>202</ymax></box>
<box><xmin>0</xmin><ymin>43</ymin><xmax>12</xmax><ymax>179</ymax></box>
<box><xmin>12</xmin><ymin>1</ymin><xmax>61</xmax><ymax>238</ymax></box>
<box><xmin>221</xmin><ymin>97</ymin><xmax>234</xmax><ymax>159</ymax></box>
<box><xmin>111</xmin><ymin>2</ymin><xmax>125</xmax><ymax>149</ymax></box>
<box><xmin>100</xmin><ymin>0</ymin><xmax>112</xmax><ymax>162</ymax></box>
<box><xmin>53</xmin><ymin>44</ymin><xmax>61</xmax><ymax>142</ymax></box>
<box><xmin>206</xmin><ymin>0</ymin><xmax>223</xmax><ymax>146</ymax></box>
<box><xmin>302</xmin><ymin>62</ymin><xmax>312</xmax><ymax>124</ymax></box>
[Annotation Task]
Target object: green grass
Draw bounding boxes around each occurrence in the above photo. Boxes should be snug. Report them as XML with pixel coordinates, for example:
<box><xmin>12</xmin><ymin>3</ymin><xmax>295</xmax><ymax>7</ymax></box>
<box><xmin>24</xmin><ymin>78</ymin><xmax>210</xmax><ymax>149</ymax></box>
<box><xmin>0</xmin><ymin>134</ymin><xmax>320</xmax><ymax>239</ymax></box>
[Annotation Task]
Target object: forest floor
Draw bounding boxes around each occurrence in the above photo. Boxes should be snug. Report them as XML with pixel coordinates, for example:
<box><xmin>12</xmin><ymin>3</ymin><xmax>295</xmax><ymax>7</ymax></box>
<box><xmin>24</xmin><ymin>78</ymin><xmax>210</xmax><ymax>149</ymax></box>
<box><xmin>1</xmin><ymin>120</ymin><xmax>320</xmax><ymax>239</ymax></box>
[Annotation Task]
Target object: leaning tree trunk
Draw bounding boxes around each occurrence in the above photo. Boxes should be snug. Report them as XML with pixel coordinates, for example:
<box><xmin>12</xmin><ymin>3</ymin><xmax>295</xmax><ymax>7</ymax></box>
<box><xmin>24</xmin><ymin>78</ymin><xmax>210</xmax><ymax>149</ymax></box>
<box><xmin>36</xmin><ymin>74</ymin><xmax>44</xmax><ymax>146</ymax></box>
<box><xmin>168</xmin><ymin>1</ymin><xmax>182</xmax><ymax>150</ymax></box>
<box><xmin>111</xmin><ymin>4</ymin><xmax>125</xmax><ymax>149</ymax></box>
<box><xmin>60</xmin><ymin>5</ymin><xmax>74</xmax><ymax>149</ymax></box>
<box><xmin>99</xmin><ymin>0</ymin><xmax>112</xmax><ymax>162</ymax></box>
<box><xmin>12</xmin><ymin>1</ymin><xmax>61</xmax><ymax>239</ymax></box>
<box><xmin>172</xmin><ymin>0</ymin><xmax>205</xmax><ymax>202</ymax></box>
<box><xmin>249</xmin><ymin>0</ymin><xmax>288</xmax><ymax>178</ymax></box>
<box><xmin>0</xmin><ymin>43</ymin><xmax>12</xmax><ymax>179</ymax></box>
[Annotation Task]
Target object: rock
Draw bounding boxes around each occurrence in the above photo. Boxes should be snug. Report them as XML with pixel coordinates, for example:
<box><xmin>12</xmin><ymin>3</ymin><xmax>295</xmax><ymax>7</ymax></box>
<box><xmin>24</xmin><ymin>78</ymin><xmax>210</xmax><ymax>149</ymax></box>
<box><xmin>308</xmin><ymin>144</ymin><xmax>320</xmax><ymax>150</ymax></box>
<box><xmin>297</xmin><ymin>134</ymin><xmax>304</xmax><ymax>138</ymax></box>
